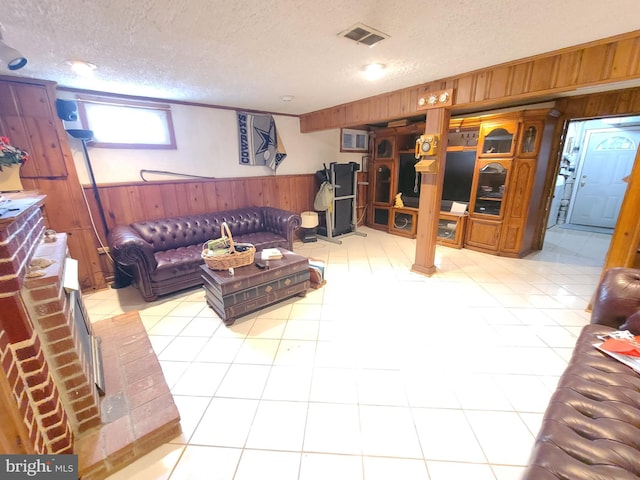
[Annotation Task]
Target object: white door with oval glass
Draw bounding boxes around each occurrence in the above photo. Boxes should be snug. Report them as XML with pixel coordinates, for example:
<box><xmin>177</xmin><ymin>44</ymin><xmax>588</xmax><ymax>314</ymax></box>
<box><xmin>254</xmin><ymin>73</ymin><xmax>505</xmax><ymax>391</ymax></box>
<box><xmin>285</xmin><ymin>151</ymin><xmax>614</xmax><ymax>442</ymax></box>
<box><xmin>569</xmin><ymin>127</ymin><xmax>640</xmax><ymax>228</ymax></box>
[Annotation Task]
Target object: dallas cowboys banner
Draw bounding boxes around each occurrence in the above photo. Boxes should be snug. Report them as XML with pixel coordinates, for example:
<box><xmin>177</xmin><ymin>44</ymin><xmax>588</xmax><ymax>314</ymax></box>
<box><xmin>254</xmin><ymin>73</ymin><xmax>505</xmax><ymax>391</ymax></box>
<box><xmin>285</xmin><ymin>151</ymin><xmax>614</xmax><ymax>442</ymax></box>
<box><xmin>237</xmin><ymin>112</ymin><xmax>287</xmax><ymax>171</ymax></box>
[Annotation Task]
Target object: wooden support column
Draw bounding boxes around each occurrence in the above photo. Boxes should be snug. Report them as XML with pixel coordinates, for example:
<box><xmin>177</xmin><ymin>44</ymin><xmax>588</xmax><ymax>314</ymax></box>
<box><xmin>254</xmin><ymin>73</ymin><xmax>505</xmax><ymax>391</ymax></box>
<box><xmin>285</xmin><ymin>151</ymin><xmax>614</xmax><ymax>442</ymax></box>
<box><xmin>412</xmin><ymin>96</ymin><xmax>451</xmax><ymax>275</ymax></box>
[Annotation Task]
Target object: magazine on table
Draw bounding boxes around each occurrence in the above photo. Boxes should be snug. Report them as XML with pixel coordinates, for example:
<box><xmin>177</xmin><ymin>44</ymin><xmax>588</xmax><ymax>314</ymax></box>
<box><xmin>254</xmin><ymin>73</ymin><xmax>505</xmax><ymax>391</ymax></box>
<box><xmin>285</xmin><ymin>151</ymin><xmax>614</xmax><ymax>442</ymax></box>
<box><xmin>261</xmin><ymin>248</ymin><xmax>283</xmax><ymax>260</ymax></box>
<box><xmin>594</xmin><ymin>330</ymin><xmax>640</xmax><ymax>374</ymax></box>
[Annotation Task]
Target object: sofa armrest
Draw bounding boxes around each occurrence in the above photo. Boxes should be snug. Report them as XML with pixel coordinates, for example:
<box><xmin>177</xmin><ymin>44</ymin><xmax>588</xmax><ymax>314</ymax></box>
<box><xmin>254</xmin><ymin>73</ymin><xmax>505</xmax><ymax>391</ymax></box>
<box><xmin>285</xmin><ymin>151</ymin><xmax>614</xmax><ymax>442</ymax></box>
<box><xmin>108</xmin><ymin>225</ymin><xmax>158</xmax><ymax>272</ymax></box>
<box><xmin>261</xmin><ymin>207</ymin><xmax>302</xmax><ymax>251</ymax></box>
<box><xmin>591</xmin><ymin>267</ymin><xmax>640</xmax><ymax>329</ymax></box>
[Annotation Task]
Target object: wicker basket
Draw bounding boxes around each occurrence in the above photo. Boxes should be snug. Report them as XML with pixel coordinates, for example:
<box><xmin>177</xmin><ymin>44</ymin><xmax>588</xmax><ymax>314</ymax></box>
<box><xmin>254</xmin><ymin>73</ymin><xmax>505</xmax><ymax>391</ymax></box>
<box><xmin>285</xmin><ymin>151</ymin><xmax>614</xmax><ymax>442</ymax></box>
<box><xmin>201</xmin><ymin>222</ymin><xmax>255</xmax><ymax>270</ymax></box>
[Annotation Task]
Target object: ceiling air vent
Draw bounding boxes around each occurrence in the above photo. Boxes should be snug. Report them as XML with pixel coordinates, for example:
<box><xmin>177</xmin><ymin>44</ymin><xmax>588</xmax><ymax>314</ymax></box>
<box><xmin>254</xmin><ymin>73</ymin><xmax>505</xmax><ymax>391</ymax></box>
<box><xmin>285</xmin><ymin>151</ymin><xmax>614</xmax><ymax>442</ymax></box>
<box><xmin>340</xmin><ymin>23</ymin><xmax>389</xmax><ymax>47</ymax></box>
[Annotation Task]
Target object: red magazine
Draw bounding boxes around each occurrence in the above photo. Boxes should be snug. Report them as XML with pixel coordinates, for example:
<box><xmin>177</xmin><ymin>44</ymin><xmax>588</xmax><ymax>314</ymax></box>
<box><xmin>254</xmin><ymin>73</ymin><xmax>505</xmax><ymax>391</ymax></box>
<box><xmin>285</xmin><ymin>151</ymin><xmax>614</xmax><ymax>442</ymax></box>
<box><xmin>594</xmin><ymin>331</ymin><xmax>640</xmax><ymax>373</ymax></box>
<box><xmin>599</xmin><ymin>337</ymin><xmax>640</xmax><ymax>357</ymax></box>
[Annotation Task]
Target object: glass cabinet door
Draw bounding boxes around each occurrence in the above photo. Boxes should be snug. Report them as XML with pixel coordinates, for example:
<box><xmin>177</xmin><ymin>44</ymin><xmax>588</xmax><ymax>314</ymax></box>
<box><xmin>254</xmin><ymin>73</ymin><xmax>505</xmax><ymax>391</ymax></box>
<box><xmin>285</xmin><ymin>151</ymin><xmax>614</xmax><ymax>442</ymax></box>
<box><xmin>373</xmin><ymin>162</ymin><xmax>393</xmax><ymax>204</ymax></box>
<box><xmin>479</xmin><ymin>121</ymin><xmax>518</xmax><ymax>157</ymax></box>
<box><xmin>436</xmin><ymin>212</ymin><xmax>467</xmax><ymax>248</ymax></box>
<box><xmin>437</xmin><ymin>217</ymin><xmax>458</xmax><ymax>240</ymax></box>
<box><xmin>473</xmin><ymin>161</ymin><xmax>509</xmax><ymax>217</ymax></box>
<box><xmin>373</xmin><ymin>208</ymin><xmax>390</xmax><ymax>228</ymax></box>
<box><xmin>392</xmin><ymin>209</ymin><xmax>416</xmax><ymax>236</ymax></box>
<box><xmin>519</xmin><ymin>121</ymin><xmax>543</xmax><ymax>156</ymax></box>
<box><xmin>375</xmin><ymin>137</ymin><xmax>394</xmax><ymax>160</ymax></box>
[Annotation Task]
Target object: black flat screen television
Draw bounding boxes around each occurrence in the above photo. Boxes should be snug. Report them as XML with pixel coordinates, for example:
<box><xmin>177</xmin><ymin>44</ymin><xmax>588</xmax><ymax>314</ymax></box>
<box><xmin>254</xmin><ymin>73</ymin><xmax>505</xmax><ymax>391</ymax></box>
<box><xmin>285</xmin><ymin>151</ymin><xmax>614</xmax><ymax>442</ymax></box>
<box><xmin>442</xmin><ymin>150</ymin><xmax>475</xmax><ymax>206</ymax></box>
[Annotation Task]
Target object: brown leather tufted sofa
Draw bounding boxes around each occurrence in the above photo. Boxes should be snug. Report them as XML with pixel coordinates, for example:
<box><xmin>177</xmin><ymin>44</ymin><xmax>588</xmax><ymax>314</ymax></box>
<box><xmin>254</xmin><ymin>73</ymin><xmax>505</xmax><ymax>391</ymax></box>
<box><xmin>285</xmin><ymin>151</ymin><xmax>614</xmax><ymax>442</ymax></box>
<box><xmin>523</xmin><ymin>267</ymin><xmax>640</xmax><ymax>480</ymax></box>
<box><xmin>108</xmin><ymin>206</ymin><xmax>301</xmax><ymax>301</ymax></box>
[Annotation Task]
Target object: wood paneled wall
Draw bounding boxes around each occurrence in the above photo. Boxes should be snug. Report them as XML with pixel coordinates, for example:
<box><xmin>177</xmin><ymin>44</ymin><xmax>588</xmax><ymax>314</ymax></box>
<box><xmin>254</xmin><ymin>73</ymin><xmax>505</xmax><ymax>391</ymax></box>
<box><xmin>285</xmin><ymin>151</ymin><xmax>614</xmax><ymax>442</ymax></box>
<box><xmin>83</xmin><ymin>174</ymin><xmax>317</xmax><ymax>242</ymax></box>
<box><xmin>300</xmin><ymin>30</ymin><xmax>640</xmax><ymax>132</ymax></box>
<box><xmin>0</xmin><ymin>76</ymin><xmax>105</xmax><ymax>291</ymax></box>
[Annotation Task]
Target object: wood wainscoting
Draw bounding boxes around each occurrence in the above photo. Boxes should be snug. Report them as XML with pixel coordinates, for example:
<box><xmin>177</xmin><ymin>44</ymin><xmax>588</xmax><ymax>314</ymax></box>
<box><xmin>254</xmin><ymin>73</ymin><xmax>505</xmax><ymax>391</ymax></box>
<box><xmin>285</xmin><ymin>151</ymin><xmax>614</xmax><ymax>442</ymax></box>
<box><xmin>83</xmin><ymin>174</ymin><xmax>317</xmax><ymax>280</ymax></box>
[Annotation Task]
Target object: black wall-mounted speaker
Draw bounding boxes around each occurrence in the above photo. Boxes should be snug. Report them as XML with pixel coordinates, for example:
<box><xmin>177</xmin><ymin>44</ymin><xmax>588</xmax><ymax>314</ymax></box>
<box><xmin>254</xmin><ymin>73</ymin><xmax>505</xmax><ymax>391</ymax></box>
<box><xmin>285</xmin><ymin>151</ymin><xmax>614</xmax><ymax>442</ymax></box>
<box><xmin>55</xmin><ymin>99</ymin><xmax>78</xmax><ymax>122</ymax></box>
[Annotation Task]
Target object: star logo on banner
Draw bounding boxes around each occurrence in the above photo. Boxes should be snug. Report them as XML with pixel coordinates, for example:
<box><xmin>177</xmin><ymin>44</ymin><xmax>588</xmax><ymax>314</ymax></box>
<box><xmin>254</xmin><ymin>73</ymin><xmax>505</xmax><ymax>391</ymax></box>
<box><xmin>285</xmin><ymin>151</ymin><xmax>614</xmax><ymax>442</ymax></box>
<box><xmin>255</xmin><ymin>121</ymin><xmax>277</xmax><ymax>155</ymax></box>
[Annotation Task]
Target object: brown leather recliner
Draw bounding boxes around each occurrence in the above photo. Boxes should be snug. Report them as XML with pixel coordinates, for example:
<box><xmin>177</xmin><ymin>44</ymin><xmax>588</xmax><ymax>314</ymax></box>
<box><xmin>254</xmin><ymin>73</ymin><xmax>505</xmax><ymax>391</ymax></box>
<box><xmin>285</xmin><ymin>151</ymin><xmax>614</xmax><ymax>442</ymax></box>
<box><xmin>108</xmin><ymin>206</ymin><xmax>301</xmax><ymax>301</ymax></box>
<box><xmin>523</xmin><ymin>267</ymin><xmax>640</xmax><ymax>479</ymax></box>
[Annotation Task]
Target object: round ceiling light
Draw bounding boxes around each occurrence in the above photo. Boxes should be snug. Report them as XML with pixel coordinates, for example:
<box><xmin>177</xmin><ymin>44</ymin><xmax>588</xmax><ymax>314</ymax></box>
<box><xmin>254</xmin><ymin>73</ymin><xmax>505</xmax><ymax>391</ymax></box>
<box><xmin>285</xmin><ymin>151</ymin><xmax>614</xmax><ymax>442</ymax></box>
<box><xmin>362</xmin><ymin>63</ymin><xmax>386</xmax><ymax>81</ymax></box>
<box><xmin>66</xmin><ymin>60</ymin><xmax>97</xmax><ymax>77</ymax></box>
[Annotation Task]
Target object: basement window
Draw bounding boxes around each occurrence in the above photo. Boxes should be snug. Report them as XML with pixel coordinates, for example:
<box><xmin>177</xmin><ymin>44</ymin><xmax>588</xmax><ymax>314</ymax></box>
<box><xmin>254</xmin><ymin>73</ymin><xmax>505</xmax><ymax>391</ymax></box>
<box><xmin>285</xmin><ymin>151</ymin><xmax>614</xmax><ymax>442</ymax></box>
<box><xmin>77</xmin><ymin>95</ymin><xmax>177</xmax><ymax>149</ymax></box>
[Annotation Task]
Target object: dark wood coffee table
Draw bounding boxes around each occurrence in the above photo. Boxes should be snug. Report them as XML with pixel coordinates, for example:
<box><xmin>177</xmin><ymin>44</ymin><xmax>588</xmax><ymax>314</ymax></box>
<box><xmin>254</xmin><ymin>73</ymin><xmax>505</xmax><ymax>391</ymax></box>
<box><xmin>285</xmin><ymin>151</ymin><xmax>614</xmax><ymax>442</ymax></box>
<box><xmin>200</xmin><ymin>248</ymin><xmax>310</xmax><ymax>325</ymax></box>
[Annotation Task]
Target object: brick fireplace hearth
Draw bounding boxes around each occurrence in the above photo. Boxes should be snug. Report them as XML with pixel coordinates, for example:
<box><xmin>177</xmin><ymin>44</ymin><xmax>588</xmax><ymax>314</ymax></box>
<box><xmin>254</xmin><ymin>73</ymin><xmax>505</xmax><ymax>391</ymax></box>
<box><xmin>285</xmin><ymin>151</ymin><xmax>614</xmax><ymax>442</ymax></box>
<box><xmin>0</xmin><ymin>193</ymin><xmax>181</xmax><ymax>478</ymax></box>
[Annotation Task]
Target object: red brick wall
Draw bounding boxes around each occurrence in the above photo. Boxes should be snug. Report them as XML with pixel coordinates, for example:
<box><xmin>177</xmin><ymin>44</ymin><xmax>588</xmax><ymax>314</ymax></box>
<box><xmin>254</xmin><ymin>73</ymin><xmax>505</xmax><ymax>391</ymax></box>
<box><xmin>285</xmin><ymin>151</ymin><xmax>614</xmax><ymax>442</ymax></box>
<box><xmin>0</xmin><ymin>204</ymin><xmax>45</xmax><ymax>300</ymax></box>
<box><xmin>21</xmin><ymin>234</ymin><xmax>102</xmax><ymax>434</ymax></box>
<box><xmin>0</xmin><ymin>320</ymin><xmax>72</xmax><ymax>453</ymax></box>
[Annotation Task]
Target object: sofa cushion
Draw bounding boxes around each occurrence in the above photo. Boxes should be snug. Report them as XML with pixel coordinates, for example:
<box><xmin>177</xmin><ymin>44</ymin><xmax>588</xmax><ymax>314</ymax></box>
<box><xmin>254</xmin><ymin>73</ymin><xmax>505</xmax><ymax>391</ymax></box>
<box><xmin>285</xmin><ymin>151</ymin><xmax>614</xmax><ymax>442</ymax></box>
<box><xmin>153</xmin><ymin>244</ymin><xmax>203</xmax><ymax>282</ymax></box>
<box><xmin>234</xmin><ymin>231</ymin><xmax>288</xmax><ymax>251</ymax></box>
<box><xmin>150</xmin><ymin>232</ymin><xmax>289</xmax><ymax>283</ymax></box>
<box><xmin>131</xmin><ymin>215</ymin><xmax>219</xmax><ymax>252</ymax></box>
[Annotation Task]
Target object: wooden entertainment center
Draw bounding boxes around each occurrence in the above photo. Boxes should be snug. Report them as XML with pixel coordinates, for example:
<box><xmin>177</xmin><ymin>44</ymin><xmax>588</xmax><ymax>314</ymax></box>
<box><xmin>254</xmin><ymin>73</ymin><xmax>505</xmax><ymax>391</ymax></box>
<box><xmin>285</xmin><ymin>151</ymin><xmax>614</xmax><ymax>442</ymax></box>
<box><xmin>367</xmin><ymin>107</ymin><xmax>558</xmax><ymax>257</ymax></box>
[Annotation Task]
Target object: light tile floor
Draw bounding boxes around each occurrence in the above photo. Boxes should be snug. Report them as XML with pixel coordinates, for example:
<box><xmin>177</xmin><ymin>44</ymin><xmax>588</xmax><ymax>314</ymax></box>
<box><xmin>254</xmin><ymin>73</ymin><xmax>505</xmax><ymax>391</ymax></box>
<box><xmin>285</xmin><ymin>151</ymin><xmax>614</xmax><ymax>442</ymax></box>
<box><xmin>87</xmin><ymin>225</ymin><xmax>611</xmax><ymax>480</ymax></box>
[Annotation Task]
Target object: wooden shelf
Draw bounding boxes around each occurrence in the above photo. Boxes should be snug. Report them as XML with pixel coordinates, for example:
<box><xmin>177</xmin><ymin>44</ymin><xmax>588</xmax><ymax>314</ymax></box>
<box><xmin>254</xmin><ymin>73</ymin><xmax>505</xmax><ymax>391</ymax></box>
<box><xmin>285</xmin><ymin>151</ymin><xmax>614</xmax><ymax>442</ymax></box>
<box><xmin>446</xmin><ymin>146</ymin><xmax>478</xmax><ymax>152</ymax></box>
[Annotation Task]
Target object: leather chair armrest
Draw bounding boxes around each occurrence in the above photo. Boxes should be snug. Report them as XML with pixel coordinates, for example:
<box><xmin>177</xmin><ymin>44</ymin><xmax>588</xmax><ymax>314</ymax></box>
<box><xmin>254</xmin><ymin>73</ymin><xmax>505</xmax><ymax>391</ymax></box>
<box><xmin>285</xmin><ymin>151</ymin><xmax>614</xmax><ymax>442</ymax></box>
<box><xmin>261</xmin><ymin>207</ymin><xmax>302</xmax><ymax>251</ymax></box>
<box><xmin>591</xmin><ymin>267</ymin><xmax>640</xmax><ymax>328</ymax></box>
<box><xmin>108</xmin><ymin>225</ymin><xmax>158</xmax><ymax>272</ymax></box>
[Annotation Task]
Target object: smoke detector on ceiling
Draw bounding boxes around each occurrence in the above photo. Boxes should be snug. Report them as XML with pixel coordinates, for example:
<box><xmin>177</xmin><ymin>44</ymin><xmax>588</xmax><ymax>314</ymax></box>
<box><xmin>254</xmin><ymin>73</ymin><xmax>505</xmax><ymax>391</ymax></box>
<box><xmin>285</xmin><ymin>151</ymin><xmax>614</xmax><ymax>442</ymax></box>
<box><xmin>340</xmin><ymin>23</ymin><xmax>389</xmax><ymax>47</ymax></box>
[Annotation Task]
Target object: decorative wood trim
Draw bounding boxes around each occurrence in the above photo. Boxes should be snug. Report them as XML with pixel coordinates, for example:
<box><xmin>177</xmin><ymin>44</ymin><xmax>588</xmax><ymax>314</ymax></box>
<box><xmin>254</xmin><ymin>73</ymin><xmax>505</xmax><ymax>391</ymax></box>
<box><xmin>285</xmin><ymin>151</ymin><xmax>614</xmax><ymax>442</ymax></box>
<box><xmin>416</xmin><ymin>89</ymin><xmax>453</xmax><ymax>110</ymax></box>
<box><xmin>300</xmin><ymin>30</ymin><xmax>640</xmax><ymax>132</ymax></box>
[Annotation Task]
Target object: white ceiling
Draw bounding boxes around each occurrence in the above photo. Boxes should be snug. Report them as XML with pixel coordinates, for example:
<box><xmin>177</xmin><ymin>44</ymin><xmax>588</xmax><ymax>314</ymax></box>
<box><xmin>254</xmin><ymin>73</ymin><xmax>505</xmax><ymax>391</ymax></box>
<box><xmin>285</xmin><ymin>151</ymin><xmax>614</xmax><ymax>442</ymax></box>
<box><xmin>1</xmin><ymin>0</ymin><xmax>639</xmax><ymax>115</ymax></box>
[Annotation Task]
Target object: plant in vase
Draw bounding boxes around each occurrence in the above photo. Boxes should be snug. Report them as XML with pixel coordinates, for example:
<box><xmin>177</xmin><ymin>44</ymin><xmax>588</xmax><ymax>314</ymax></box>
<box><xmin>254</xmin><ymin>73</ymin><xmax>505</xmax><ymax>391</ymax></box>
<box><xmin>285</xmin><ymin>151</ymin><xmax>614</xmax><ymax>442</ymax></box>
<box><xmin>0</xmin><ymin>136</ymin><xmax>29</xmax><ymax>169</ymax></box>
<box><xmin>0</xmin><ymin>136</ymin><xmax>29</xmax><ymax>192</ymax></box>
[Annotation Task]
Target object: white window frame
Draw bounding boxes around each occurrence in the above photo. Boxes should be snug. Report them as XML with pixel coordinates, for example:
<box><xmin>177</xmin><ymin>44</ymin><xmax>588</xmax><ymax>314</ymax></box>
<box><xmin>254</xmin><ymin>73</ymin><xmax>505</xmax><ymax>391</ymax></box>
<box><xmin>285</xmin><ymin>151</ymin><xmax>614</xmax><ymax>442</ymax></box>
<box><xmin>340</xmin><ymin>128</ymin><xmax>369</xmax><ymax>152</ymax></box>
<box><xmin>77</xmin><ymin>94</ymin><xmax>177</xmax><ymax>149</ymax></box>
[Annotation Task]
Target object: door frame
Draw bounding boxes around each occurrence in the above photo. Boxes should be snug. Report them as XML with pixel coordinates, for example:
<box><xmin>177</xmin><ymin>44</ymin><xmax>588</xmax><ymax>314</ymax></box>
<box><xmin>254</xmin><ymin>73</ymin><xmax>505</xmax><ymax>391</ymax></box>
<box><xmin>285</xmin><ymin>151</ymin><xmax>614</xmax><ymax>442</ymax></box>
<box><xmin>566</xmin><ymin>126</ymin><xmax>639</xmax><ymax>228</ymax></box>
<box><xmin>535</xmin><ymin>93</ymin><xmax>640</xmax><ymax>277</ymax></box>
<box><xmin>605</xmin><ymin>146</ymin><xmax>640</xmax><ymax>272</ymax></box>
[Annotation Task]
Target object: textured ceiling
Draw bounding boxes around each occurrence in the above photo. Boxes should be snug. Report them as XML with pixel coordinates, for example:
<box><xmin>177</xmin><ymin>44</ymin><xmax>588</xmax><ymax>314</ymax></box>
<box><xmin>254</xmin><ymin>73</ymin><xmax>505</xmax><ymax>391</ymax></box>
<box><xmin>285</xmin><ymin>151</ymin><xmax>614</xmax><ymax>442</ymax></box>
<box><xmin>1</xmin><ymin>0</ymin><xmax>639</xmax><ymax>115</ymax></box>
